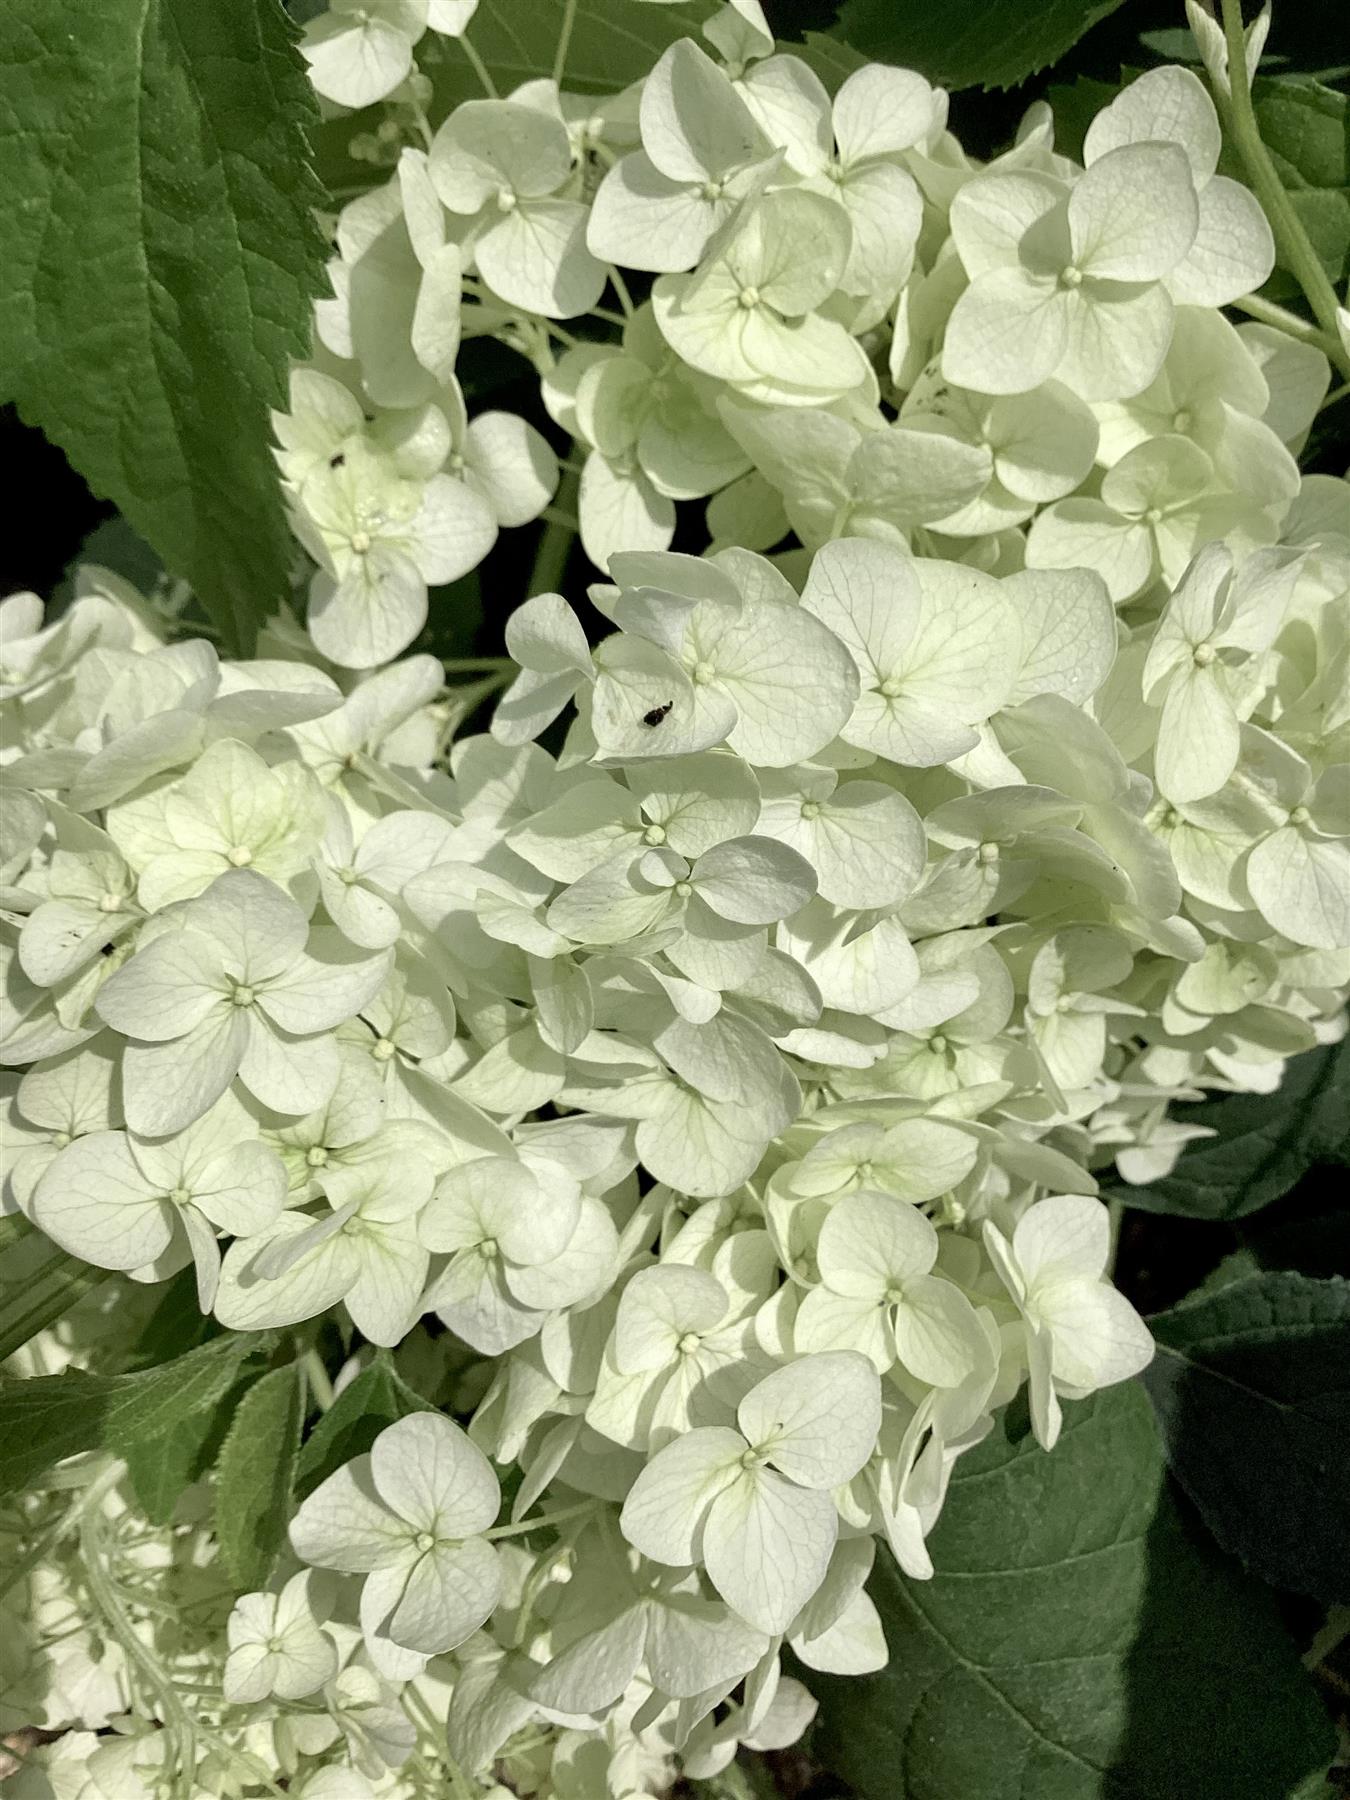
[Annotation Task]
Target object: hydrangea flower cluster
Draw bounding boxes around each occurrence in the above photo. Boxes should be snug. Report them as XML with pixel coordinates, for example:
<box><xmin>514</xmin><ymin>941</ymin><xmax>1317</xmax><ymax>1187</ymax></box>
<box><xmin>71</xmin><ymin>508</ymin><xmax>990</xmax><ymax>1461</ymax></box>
<box><xmin>4</xmin><ymin>0</ymin><xmax>1348</xmax><ymax>1794</ymax></box>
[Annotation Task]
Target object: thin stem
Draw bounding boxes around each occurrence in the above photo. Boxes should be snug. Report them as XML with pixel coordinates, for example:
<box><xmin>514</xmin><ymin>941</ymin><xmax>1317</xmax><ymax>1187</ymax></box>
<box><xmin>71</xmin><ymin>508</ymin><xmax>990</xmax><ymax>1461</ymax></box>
<box><xmin>406</xmin><ymin>98</ymin><xmax>435</xmax><ymax>155</ymax></box>
<box><xmin>1229</xmin><ymin>293</ymin><xmax>1332</xmax><ymax>346</ymax></box>
<box><xmin>540</xmin><ymin>505</ymin><xmax>580</xmax><ymax>530</ymax></box>
<box><xmin>0</xmin><ymin>1457</ymin><xmax>126</xmax><ymax>1600</ymax></box>
<box><xmin>1320</xmin><ymin>381</ymin><xmax>1350</xmax><ymax>411</ymax></box>
<box><xmin>458</xmin><ymin>34</ymin><xmax>499</xmax><ymax>99</ymax></box>
<box><xmin>442</xmin><ymin>656</ymin><xmax>515</xmax><ymax>672</ymax></box>
<box><xmin>301</xmin><ymin>1346</ymin><xmax>335</xmax><ymax>1412</ymax></box>
<box><xmin>1218</xmin><ymin>0</ymin><xmax>1350</xmax><ymax>379</ymax></box>
<box><xmin>443</xmin><ymin>671</ymin><xmax>513</xmax><ymax>723</ymax></box>
<box><xmin>608</xmin><ymin>265</ymin><xmax>636</xmax><ymax>319</ymax></box>
<box><xmin>484</xmin><ymin>1497</ymin><xmax>599</xmax><ymax>1540</ymax></box>
<box><xmin>1107</xmin><ymin>1196</ymin><xmax>1125</xmax><ymax>1276</ymax></box>
<box><xmin>552</xmin><ymin>0</ymin><xmax>580</xmax><ymax>88</ymax></box>
<box><xmin>528</xmin><ymin>468</ymin><xmax>580</xmax><ymax>597</ymax></box>
<box><xmin>589</xmin><ymin>305</ymin><xmax>630</xmax><ymax>328</ymax></box>
<box><xmin>81</xmin><ymin>1504</ymin><xmax>198</xmax><ymax>1800</ymax></box>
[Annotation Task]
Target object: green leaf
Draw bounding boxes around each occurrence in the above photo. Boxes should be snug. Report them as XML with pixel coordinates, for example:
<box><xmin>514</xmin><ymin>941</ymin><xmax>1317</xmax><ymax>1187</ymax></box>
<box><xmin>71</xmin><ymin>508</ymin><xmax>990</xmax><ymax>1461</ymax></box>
<box><xmin>1242</xmin><ymin>76</ymin><xmax>1350</xmax><ymax>293</ymax></box>
<box><xmin>1145</xmin><ymin>1273</ymin><xmax>1350</xmax><ymax>1604</ymax></box>
<box><xmin>0</xmin><ymin>0</ymin><xmax>327</xmax><ymax>652</ymax></box>
<box><xmin>126</xmin><ymin>1267</ymin><xmax>225</xmax><ymax>1371</ymax></box>
<box><xmin>810</xmin><ymin>1384</ymin><xmax>1333</xmax><ymax>1799</ymax></box>
<box><xmin>296</xmin><ymin>1353</ymin><xmax>436</xmax><ymax>1495</ymax></box>
<box><xmin>0</xmin><ymin>1331</ymin><xmax>272</xmax><ymax>1497</ymax></box>
<box><xmin>314</xmin><ymin>0</ymin><xmax>713</xmax><ymax>192</ymax></box>
<box><xmin>123</xmin><ymin>1368</ymin><xmax>258</xmax><ymax>1526</ymax></box>
<box><xmin>0</xmin><ymin>1246</ymin><xmax>108</xmax><ymax>1365</ymax></box>
<box><xmin>215</xmin><ymin>1363</ymin><xmax>306</xmax><ymax>1591</ymax></box>
<box><xmin>1108</xmin><ymin>1038</ymin><xmax>1350</xmax><ymax>1219</ymax></box>
<box><xmin>829</xmin><ymin>0</ymin><xmax>1128</xmax><ymax>90</ymax></box>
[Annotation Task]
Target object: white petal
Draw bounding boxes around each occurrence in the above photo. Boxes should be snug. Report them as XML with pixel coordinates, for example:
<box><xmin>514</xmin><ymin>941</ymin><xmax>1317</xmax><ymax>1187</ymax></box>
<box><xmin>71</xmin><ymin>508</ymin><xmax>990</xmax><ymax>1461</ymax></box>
<box><xmin>704</xmin><ymin>1468</ymin><xmax>837</xmax><ymax>1634</ymax></box>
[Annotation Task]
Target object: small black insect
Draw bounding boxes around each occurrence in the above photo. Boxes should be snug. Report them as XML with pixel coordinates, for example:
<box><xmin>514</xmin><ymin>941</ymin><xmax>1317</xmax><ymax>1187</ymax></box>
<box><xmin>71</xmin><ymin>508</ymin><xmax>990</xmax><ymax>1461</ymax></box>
<box><xmin>643</xmin><ymin>701</ymin><xmax>673</xmax><ymax>728</ymax></box>
<box><xmin>100</xmin><ymin>942</ymin><xmax>116</xmax><ymax>956</ymax></box>
<box><xmin>329</xmin><ymin>451</ymin><xmax>346</xmax><ymax>469</ymax></box>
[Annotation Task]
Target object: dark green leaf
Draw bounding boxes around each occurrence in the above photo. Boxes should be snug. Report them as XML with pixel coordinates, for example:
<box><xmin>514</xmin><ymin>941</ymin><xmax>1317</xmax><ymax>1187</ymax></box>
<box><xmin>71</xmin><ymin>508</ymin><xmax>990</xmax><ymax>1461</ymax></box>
<box><xmin>1244</xmin><ymin>77</ymin><xmax>1350</xmax><ymax>292</ymax></box>
<box><xmin>831</xmin><ymin>0</ymin><xmax>1128</xmax><ymax>90</ymax></box>
<box><xmin>1145</xmin><ymin>1273</ymin><xmax>1350</xmax><ymax>1603</ymax></box>
<box><xmin>123</xmin><ymin>1370</ymin><xmax>258</xmax><ymax>1526</ymax></box>
<box><xmin>0</xmin><ymin>0</ymin><xmax>327</xmax><ymax>651</ymax></box>
<box><xmin>0</xmin><ymin>1331</ymin><xmax>271</xmax><ymax>1497</ymax></box>
<box><xmin>0</xmin><ymin>1245</ymin><xmax>107</xmax><ymax>1363</ymax></box>
<box><xmin>125</xmin><ymin>1266</ymin><xmax>225</xmax><ymax>1371</ymax></box>
<box><xmin>215</xmin><ymin>1363</ymin><xmax>306</xmax><ymax>1590</ymax></box>
<box><xmin>811</xmin><ymin>1384</ymin><xmax>1332</xmax><ymax>1798</ymax></box>
<box><xmin>1239</xmin><ymin>1202</ymin><xmax>1350</xmax><ymax>1284</ymax></box>
<box><xmin>1108</xmin><ymin>1038</ymin><xmax>1350</xmax><ymax>1219</ymax></box>
<box><xmin>296</xmin><ymin>1354</ymin><xmax>436</xmax><ymax>1495</ymax></box>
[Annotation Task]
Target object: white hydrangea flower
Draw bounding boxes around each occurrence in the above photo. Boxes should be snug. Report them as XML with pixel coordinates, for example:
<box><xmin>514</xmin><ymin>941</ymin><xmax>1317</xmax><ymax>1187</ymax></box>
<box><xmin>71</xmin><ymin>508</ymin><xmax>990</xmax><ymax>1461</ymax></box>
<box><xmin>430</xmin><ymin>100</ymin><xmax>605</xmax><ymax>318</ymax></box>
<box><xmin>588</xmin><ymin>38</ymin><xmax>775</xmax><ymax>274</ymax></box>
<box><xmin>301</xmin><ymin>0</ymin><xmax>429</xmax><ymax>110</ymax></box>
<box><xmin>294</xmin><ymin>442</ymin><xmax>496</xmax><ymax>669</ymax></box>
<box><xmin>1083</xmin><ymin>66</ymin><xmax>1274</xmax><ymax>306</ymax></box>
<box><xmin>94</xmin><ymin>869</ymin><xmax>392</xmax><ymax>1133</ymax></box>
<box><xmin>1143</xmin><ymin>541</ymin><xmax>1298</xmax><ymax>803</ymax></box>
<box><xmin>983</xmin><ymin>1196</ymin><xmax>1153</xmax><ymax>1449</ymax></box>
<box><xmin>32</xmin><ymin>1092</ymin><xmax>286</xmax><ymax>1308</ymax></box>
<box><xmin>795</xmin><ymin>1191</ymin><xmax>988</xmax><ymax>1383</ymax></box>
<box><xmin>290</xmin><ymin>1414</ymin><xmax>501</xmax><ymax>1670</ymax></box>
<box><xmin>943</xmin><ymin>145</ymin><xmax>1201</xmax><ymax>399</ymax></box>
<box><xmin>652</xmin><ymin>189</ymin><xmax>872</xmax><ymax>405</ymax></box>
<box><xmin>223</xmin><ymin>1572</ymin><xmax>339</xmax><ymax>1704</ymax></box>
<box><xmin>620</xmin><ymin>1351</ymin><xmax>881</xmax><ymax>1632</ymax></box>
<box><xmin>801</xmin><ymin>537</ymin><xmax>1021</xmax><ymax>764</ymax></box>
<box><xmin>215</xmin><ymin>1154</ymin><xmax>433</xmax><ymax>1343</ymax></box>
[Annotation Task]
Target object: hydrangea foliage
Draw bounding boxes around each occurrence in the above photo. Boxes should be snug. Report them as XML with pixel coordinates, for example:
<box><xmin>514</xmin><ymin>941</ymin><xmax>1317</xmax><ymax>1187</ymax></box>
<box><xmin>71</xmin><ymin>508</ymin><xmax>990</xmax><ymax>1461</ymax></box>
<box><xmin>3</xmin><ymin>1</ymin><xmax>1348</xmax><ymax>1796</ymax></box>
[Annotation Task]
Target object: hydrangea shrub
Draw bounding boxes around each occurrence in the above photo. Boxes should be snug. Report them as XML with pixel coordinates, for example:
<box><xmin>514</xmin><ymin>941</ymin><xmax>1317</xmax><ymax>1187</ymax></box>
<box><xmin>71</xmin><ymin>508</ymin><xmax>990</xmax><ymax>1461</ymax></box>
<box><xmin>2</xmin><ymin>0</ymin><xmax>1348</xmax><ymax>1795</ymax></box>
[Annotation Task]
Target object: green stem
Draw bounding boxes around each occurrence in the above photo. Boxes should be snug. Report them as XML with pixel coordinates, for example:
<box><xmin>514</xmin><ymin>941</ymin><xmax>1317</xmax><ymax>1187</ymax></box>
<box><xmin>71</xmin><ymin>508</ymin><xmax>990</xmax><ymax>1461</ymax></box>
<box><xmin>81</xmin><ymin>1505</ymin><xmax>198</xmax><ymax>1800</ymax></box>
<box><xmin>458</xmin><ymin>34</ymin><xmax>499</xmax><ymax>99</ymax></box>
<box><xmin>1229</xmin><ymin>292</ymin><xmax>1333</xmax><ymax>346</ymax></box>
<box><xmin>528</xmin><ymin>468</ymin><xmax>579</xmax><ymax>598</ymax></box>
<box><xmin>484</xmin><ymin>1497</ymin><xmax>598</xmax><ymax>1540</ymax></box>
<box><xmin>552</xmin><ymin>0</ymin><xmax>579</xmax><ymax>87</ymax></box>
<box><xmin>1107</xmin><ymin>1196</ymin><xmax>1125</xmax><ymax>1276</ymax></box>
<box><xmin>1217</xmin><ymin>0</ymin><xmax>1350</xmax><ymax>380</ymax></box>
<box><xmin>300</xmin><ymin>1347</ymin><xmax>335</xmax><ymax>1412</ymax></box>
<box><xmin>1320</xmin><ymin>381</ymin><xmax>1350</xmax><ymax>411</ymax></box>
<box><xmin>0</xmin><ymin>1250</ymin><xmax>107</xmax><ymax>1364</ymax></box>
<box><xmin>0</xmin><ymin>1457</ymin><xmax>125</xmax><ymax>1600</ymax></box>
<box><xmin>608</xmin><ymin>265</ymin><xmax>636</xmax><ymax>318</ymax></box>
